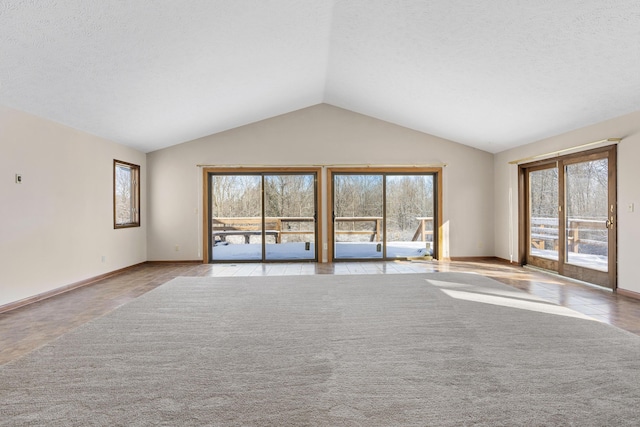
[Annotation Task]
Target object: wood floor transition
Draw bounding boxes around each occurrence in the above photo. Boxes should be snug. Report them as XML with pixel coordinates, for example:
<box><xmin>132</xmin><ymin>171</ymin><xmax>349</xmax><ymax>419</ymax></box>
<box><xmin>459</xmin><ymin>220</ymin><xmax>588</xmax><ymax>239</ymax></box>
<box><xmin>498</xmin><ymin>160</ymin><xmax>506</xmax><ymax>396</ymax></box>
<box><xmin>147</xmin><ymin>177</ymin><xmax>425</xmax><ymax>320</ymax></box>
<box><xmin>2</xmin><ymin>259</ymin><xmax>640</xmax><ymax>365</ymax></box>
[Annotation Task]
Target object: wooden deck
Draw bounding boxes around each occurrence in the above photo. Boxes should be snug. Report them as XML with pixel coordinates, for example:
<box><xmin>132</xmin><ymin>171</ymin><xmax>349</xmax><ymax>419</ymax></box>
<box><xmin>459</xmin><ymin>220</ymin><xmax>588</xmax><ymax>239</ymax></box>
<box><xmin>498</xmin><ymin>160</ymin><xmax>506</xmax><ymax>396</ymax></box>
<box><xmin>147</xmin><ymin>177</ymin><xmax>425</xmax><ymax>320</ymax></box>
<box><xmin>213</xmin><ymin>216</ymin><xmax>435</xmax><ymax>244</ymax></box>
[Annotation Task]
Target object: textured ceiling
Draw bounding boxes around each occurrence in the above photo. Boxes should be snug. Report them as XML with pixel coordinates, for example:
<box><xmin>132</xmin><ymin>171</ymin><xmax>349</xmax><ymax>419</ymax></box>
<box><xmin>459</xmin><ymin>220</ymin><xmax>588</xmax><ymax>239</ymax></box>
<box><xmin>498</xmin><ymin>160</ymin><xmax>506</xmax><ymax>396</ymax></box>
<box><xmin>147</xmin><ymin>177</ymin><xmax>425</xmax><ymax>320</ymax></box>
<box><xmin>1</xmin><ymin>0</ymin><xmax>639</xmax><ymax>153</ymax></box>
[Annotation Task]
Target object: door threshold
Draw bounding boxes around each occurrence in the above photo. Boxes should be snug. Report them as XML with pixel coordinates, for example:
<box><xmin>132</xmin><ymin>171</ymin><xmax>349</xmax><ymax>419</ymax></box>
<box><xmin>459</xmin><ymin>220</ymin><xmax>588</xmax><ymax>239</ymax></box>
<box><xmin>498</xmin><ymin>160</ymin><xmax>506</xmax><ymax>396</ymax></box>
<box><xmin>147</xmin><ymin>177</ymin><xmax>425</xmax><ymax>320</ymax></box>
<box><xmin>523</xmin><ymin>265</ymin><xmax>613</xmax><ymax>292</ymax></box>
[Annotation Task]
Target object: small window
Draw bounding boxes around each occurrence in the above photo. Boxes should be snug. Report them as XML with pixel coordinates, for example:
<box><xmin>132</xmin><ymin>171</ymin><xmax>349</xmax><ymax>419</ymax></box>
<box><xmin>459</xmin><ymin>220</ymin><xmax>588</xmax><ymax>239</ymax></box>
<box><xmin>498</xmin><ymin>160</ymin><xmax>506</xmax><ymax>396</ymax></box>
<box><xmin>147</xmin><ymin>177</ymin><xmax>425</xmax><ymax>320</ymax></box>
<box><xmin>114</xmin><ymin>160</ymin><xmax>140</xmax><ymax>228</ymax></box>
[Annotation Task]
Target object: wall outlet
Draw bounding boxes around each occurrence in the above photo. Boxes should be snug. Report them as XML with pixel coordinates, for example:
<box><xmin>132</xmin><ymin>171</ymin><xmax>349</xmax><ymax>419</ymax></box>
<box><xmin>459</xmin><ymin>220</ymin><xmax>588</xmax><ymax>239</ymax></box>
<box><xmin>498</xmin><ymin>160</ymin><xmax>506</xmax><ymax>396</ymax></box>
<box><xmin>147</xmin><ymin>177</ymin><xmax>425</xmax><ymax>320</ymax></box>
<box><xmin>15</xmin><ymin>174</ymin><xmax>22</xmax><ymax>184</ymax></box>
<box><xmin>101</xmin><ymin>255</ymin><xmax>106</xmax><ymax>263</ymax></box>
<box><xmin>175</xmin><ymin>245</ymin><xmax>180</xmax><ymax>252</ymax></box>
<box><xmin>629</xmin><ymin>203</ymin><xmax>635</xmax><ymax>213</ymax></box>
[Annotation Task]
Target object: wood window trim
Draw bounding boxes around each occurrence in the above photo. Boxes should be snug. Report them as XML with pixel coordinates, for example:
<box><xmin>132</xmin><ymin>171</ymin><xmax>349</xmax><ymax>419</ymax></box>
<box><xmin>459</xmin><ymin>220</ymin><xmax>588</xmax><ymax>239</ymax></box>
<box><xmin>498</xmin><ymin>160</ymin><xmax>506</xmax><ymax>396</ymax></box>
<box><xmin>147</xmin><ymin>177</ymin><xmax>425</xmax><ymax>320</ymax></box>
<box><xmin>201</xmin><ymin>167</ymin><xmax>323</xmax><ymax>263</ymax></box>
<box><xmin>113</xmin><ymin>159</ymin><xmax>141</xmax><ymax>229</ymax></box>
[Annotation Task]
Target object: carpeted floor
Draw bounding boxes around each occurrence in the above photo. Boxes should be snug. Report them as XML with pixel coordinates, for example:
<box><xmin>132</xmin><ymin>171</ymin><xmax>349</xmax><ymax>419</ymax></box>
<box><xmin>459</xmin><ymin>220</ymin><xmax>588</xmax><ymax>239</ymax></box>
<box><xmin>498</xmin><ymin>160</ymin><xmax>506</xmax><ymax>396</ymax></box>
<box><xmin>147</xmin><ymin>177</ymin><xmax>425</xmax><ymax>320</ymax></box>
<box><xmin>1</xmin><ymin>273</ymin><xmax>640</xmax><ymax>426</ymax></box>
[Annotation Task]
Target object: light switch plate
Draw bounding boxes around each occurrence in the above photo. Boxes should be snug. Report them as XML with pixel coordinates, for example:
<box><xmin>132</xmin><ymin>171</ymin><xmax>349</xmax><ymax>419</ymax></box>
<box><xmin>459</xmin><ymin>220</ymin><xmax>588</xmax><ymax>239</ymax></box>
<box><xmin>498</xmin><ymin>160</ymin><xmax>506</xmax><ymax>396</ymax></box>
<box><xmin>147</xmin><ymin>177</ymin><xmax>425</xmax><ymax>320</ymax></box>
<box><xmin>15</xmin><ymin>174</ymin><xmax>22</xmax><ymax>184</ymax></box>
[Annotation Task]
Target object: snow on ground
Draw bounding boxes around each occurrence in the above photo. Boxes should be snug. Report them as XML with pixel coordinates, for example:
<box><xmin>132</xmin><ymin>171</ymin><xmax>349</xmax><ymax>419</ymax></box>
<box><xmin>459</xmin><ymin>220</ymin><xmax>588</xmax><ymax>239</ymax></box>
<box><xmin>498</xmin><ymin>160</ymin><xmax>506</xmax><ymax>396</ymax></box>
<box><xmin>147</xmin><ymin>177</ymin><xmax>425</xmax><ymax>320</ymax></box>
<box><xmin>212</xmin><ymin>241</ymin><xmax>431</xmax><ymax>261</ymax></box>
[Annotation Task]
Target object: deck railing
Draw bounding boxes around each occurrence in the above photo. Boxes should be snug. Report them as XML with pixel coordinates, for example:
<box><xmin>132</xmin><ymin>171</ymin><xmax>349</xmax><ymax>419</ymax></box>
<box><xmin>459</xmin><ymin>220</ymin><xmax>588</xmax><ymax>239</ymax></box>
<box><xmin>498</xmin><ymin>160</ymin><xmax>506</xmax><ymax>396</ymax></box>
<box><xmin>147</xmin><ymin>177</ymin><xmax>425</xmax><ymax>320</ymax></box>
<box><xmin>411</xmin><ymin>217</ymin><xmax>434</xmax><ymax>242</ymax></box>
<box><xmin>530</xmin><ymin>217</ymin><xmax>607</xmax><ymax>252</ymax></box>
<box><xmin>212</xmin><ymin>217</ymin><xmax>314</xmax><ymax>244</ymax></box>
<box><xmin>334</xmin><ymin>216</ymin><xmax>382</xmax><ymax>242</ymax></box>
<box><xmin>213</xmin><ymin>216</ymin><xmax>435</xmax><ymax>244</ymax></box>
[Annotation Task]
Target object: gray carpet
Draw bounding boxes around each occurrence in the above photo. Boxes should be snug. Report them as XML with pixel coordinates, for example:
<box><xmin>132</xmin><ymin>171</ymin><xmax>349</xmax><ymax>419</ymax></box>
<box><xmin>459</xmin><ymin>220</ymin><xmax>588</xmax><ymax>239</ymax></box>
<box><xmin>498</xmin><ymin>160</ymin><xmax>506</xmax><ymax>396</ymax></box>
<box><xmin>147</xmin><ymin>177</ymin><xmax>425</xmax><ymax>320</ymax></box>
<box><xmin>2</xmin><ymin>273</ymin><xmax>640</xmax><ymax>426</ymax></box>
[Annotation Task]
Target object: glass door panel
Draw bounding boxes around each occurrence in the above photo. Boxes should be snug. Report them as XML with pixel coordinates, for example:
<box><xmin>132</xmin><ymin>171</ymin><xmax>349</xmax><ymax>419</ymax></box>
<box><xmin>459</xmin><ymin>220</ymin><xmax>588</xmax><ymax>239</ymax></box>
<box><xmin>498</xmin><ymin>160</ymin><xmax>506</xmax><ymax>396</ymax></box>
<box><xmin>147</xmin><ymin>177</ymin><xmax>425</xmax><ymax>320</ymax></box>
<box><xmin>521</xmin><ymin>145</ymin><xmax>616</xmax><ymax>289</ymax></box>
<box><xmin>333</xmin><ymin>174</ymin><xmax>384</xmax><ymax>259</ymax></box>
<box><xmin>385</xmin><ymin>175</ymin><xmax>435</xmax><ymax>258</ymax></box>
<box><xmin>565</xmin><ymin>159</ymin><xmax>609</xmax><ymax>272</ymax></box>
<box><xmin>528</xmin><ymin>167</ymin><xmax>559</xmax><ymax>261</ymax></box>
<box><xmin>210</xmin><ymin>175</ymin><xmax>263</xmax><ymax>261</ymax></box>
<box><xmin>264</xmin><ymin>174</ymin><xmax>316</xmax><ymax>261</ymax></box>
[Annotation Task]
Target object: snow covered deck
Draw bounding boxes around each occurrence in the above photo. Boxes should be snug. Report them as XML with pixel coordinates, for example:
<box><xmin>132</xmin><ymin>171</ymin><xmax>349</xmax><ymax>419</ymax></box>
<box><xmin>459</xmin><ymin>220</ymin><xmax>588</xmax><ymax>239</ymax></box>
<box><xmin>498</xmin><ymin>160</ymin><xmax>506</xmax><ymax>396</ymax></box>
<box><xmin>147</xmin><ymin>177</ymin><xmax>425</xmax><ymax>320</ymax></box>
<box><xmin>211</xmin><ymin>241</ymin><xmax>432</xmax><ymax>261</ymax></box>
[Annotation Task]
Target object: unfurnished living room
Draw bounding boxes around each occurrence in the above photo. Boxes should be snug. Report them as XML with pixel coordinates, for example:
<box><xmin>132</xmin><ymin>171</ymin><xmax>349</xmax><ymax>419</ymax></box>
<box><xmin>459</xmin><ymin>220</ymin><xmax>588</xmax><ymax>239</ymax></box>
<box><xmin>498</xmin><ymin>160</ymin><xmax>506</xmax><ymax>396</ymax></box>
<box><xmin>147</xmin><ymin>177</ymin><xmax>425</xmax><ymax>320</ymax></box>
<box><xmin>1</xmin><ymin>1</ymin><xmax>640</xmax><ymax>425</ymax></box>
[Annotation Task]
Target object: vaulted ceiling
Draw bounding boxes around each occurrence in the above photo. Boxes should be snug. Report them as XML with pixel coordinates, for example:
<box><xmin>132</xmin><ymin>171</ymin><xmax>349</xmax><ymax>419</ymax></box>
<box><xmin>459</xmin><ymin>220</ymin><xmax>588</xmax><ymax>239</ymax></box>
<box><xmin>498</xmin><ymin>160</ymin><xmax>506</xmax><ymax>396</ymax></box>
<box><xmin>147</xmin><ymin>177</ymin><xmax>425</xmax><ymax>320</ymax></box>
<box><xmin>1</xmin><ymin>1</ymin><xmax>639</xmax><ymax>153</ymax></box>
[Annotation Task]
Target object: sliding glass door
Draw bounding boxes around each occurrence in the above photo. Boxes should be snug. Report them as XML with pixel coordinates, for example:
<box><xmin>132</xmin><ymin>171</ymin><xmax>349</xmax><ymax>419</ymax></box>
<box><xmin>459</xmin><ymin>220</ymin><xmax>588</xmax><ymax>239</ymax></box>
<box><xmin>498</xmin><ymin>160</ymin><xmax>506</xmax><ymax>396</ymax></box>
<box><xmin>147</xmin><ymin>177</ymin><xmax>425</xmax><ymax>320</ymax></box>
<box><xmin>330</xmin><ymin>169</ymin><xmax>439</xmax><ymax>261</ymax></box>
<box><xmin>521</xmin><ymin>146</ymin><xmax>616</xmax><ymax>288</ymax></box>
<box><xmin>207</xmin><ymin>170</ymin><xmax>319</xmax><ymax>262</ymax></box>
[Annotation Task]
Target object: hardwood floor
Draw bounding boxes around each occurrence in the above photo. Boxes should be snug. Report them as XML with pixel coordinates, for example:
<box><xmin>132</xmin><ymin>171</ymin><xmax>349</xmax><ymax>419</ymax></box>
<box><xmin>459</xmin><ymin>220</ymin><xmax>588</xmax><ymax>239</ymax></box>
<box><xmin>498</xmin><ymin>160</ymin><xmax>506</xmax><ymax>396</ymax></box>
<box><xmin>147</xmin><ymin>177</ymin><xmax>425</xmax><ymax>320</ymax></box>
<box><xmin>2</xmin><ymin>259</ymin><xmax>640</xmax><ymax>366</ymax></box>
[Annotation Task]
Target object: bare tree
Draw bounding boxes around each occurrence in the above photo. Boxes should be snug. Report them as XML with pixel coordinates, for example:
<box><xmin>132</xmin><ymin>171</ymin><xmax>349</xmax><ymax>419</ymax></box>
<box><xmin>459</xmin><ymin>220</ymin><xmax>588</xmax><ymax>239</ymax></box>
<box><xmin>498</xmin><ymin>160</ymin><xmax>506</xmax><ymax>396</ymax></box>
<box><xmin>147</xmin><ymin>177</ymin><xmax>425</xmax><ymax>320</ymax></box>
<box><xmin>115</xmin><ymin>165</ymin><xmax>133</xmax><ymax>224</ymax></box>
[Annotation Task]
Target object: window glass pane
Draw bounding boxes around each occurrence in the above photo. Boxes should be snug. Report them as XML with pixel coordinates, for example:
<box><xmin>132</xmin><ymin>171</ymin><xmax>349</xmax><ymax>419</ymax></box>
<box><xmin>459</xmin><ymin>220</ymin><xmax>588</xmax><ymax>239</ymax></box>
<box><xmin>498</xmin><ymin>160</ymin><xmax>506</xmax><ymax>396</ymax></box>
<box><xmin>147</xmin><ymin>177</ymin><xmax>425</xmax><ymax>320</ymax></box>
<box><xmin>565</xmin><ymin>159</ymin><xmax>608</xmax><ymax>271</ymax></box>
<box><xmin>209</xmin><ymin>172</ymin><xmax>319</xmax><ymax>262</ymax></box>
<box><xmin>334</xmin><ymin>174</ymin><xmax>384</xmax><ymax>259</ymax></box>
<box><xmin>385</xmin><ymin>175</ymin><xmax>434</xmax><ymax>258</ymax></box>
<box><xmin>211</xmin><ymin>175</ymin><xmax>263</xmax><ymax>261</ymax></box>
<box><xmin>529</xmin><ymin>167</ymin><xmax>558</xmax><ymax>260</ymax></box>
<box><xmin>114</xmin><ymin>161</ymin><xmax>140</xmax><ymax>228</ymax></box>
<box><xmin>264</xmin><ymin>174</ymin><xmax>316</xmax><ymax>260</ymax></box>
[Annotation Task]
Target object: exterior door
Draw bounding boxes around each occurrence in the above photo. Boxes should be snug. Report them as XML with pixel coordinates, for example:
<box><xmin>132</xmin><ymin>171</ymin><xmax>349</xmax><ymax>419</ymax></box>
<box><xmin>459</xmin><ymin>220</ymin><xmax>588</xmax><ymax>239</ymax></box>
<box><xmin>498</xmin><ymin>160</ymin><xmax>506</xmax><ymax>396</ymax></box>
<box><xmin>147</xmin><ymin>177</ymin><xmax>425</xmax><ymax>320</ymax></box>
<box><xmin>206</xmin><ymin>169</ymin><xmax>319</xmax><ymax>263</ymax></box>
<box><xmin>521</xmin><ymin>146</ymin><xmax>616</xmax><ymax>288</ymax></box>
<box><xmin>330</xmin><ymin>169</ymin><xmax>440</xmax><ymax>261</ymax></box>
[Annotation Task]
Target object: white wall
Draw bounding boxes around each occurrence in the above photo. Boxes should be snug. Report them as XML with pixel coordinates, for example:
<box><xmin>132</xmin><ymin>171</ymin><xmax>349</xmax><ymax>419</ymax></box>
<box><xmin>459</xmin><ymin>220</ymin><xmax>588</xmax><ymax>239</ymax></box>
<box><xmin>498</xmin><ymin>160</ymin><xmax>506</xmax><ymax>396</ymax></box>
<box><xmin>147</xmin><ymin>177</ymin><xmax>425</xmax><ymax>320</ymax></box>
<box><xmin>493</xmin><ymin>110</ymin><xmax>640</xmax><ymax>293</ymax></box>
<box><xmin>0</xmin><ymin>106</ymin><xmax>147</xmax><ymax>307</ymax></box>
<box><xmin>147</xmin><ymin>104</ymin><xmax>495</xmax><ymax>262</ymax></box>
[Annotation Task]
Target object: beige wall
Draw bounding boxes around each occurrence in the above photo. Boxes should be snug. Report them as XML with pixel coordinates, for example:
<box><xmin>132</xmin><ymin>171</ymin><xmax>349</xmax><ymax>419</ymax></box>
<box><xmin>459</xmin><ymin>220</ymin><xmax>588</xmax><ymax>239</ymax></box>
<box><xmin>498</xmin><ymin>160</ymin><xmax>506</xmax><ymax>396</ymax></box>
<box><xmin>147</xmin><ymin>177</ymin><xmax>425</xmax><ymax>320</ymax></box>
<box><xmin>0</xmin><ymin>106</ymin><xmax>147</xmax><ymax>307</ymax></box>
<box><xmin>493</xmin><ymin>110</ymin><xmax>640</xmax><ymax>293</ymax></box>
<box><xmin>147</xmin><ymin>104</ymin><xmax>495</xmax><ymax>262</ymax></box>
